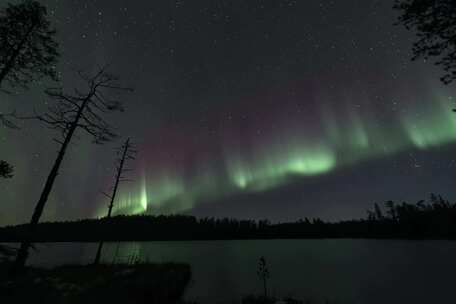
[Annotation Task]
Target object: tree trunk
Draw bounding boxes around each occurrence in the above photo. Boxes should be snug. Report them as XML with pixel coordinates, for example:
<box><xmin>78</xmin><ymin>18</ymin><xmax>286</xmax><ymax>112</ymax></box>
<box><xmin>93</xmin><ymin>241</ymin><xmax>104</xmax><ymax>265</ymax></box>
<box><xmin>11</xmin><ymin>99</ymin><xmax>87</xmax><ymax>275</ymax></box>
<box><xmin>93</xmin><ymin>138</ymin><xmax>130</xmax><ymax>265</ymax></box>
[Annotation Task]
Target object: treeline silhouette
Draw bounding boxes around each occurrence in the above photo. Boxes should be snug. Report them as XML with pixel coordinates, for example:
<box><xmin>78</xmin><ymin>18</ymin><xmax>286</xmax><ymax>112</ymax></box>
<box><xmin>1</xmin><ymin>194</ymin><xmax>456</xmax><ymax>242</ymax></box>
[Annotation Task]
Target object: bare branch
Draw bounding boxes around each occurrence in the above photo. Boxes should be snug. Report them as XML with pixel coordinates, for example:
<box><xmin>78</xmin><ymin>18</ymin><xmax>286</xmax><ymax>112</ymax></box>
<box><xmin>16</xmin><ymin>68</ymin><xmax>132</xmax><ymax>145</ymax></box>
<box><xmin>100</xmin><ymin>191</ymin><xmax>112</xmax><ymax>199</ymax></box>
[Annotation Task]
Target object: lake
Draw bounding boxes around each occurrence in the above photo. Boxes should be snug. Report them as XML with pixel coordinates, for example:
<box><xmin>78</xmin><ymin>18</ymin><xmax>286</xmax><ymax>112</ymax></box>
<box><xmin>21</xmin><ymin>239</ymin><xmax>456</xmax><ymax>303</ymax></box>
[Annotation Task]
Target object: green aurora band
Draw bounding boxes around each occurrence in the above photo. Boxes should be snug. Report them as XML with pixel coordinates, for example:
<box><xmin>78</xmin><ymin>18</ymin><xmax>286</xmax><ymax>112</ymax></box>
<box><xmin>95</xmin><ymin>91</ymin><xmax>456</xmax><ymax>218</ymax></box>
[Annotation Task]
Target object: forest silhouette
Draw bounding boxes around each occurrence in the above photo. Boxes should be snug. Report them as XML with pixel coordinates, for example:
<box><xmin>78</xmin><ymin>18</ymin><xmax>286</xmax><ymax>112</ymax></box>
<box><xmin>1</xmin><ymin>194</ymin><xmax>456</xmax><ymax>242</ymax></box>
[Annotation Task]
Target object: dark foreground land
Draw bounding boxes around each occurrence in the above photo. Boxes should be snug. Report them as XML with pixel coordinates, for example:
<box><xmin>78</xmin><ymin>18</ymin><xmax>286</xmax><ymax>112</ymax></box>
<box><xmin>0</xmin><ymin>262</ymin><xmax>334</xmax><ymax>304</ymax></box>
<box><xmin>0</xmin><ymin>262</ymin><xmax>191</xmax><ymax>304</ymax></box>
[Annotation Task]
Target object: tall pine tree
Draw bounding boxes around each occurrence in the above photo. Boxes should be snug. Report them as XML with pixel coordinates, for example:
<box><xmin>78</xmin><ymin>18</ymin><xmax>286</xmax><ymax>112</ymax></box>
<box><xmin>0</xmin><ymin>0</ymin><xmax>59</xmax><ymax>90</ymax></box>
<box><xmin>0</xmin><ymin>0</ymin><xmax>60</xmax><ymax>178</ymax></box>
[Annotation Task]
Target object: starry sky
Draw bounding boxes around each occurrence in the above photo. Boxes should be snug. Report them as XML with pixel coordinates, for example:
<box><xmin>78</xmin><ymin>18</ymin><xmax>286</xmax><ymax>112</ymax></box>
<box><xmin>1</xmin><ymin>0</ymin><xmax>456</xmax><ymax>226</ymax></box>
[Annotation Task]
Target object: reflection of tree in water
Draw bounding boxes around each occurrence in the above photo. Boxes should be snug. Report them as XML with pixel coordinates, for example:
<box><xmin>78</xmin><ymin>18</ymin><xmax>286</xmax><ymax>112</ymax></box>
<box><xmin>109</xmin><ymin>242</ymin><xmax>143</xmax><ymax>264</ymax></box>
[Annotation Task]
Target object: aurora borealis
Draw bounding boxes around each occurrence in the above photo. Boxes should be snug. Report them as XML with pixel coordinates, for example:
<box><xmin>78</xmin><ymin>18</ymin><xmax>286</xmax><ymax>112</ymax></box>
<box><xmin>2</xmin><ymin>0</ymin><xmax>456</xmax><ymax>225</ymax></box>
<box><xmin>97</xmin><ymin>84</ymin><xmax>456</xmax><ymax>219</ymax></box>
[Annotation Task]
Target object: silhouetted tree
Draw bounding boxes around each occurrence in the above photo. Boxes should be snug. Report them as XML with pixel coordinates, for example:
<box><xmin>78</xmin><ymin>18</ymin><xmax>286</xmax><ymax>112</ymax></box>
<box><xmin>0</xmin><ymin>0</ymin><xmax>59</xmax><ymax>91</ymax></box>
<box><xmin>12</xmin><ymin>67</ymin><xmax>132</xmax><ymax>273</ymax></box>
<box><xmin>374</xmin><ymin>203</ymin><xmax>384</xmax><ymax>220</ymax></box>
<box><xmin>385</xmin><ymin>200</ymin><xmax>397</xmax><ymax>221</ymax></box>
<box><xmin>394</xmin><ymin>0</ymin><xmax>456</xmax><ymax>84</ymax></box>
<box><xmin>0</xmin><ymin>0</ymin><xmax>60</xmax><ymax>177</ymax></box>
<box><xmin>367</xmin><ymin>209</ymin><xmax>376</xmax><ymax>221</ymax></box>
<box><xmin>257</xmin><ymin>256</ymin><xmax>270</xmax><ymax>297</ymax></box>
<box><xmin>94</xmin><ymin>137</ymin><xmax>137</xmax><ymax>265</ymax></box>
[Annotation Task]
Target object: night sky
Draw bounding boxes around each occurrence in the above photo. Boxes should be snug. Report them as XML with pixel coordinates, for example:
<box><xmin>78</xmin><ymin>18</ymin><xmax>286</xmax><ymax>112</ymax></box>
<box><xmin>1</xmin><ymin>0</ymin><xmax>456</xmax><ymax>226</ymax></box>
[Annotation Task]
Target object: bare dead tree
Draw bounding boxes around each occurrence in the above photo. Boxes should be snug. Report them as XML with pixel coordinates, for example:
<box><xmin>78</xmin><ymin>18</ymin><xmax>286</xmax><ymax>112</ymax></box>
<box><xmin>93</xmin><ymin>137</ymin><xmax>137</xmax><ymax>265</ymax></box>
<box><xmin>11</xmin><ymin>67</ymin><xmax>132</xmax><ymax>274</ymax></box>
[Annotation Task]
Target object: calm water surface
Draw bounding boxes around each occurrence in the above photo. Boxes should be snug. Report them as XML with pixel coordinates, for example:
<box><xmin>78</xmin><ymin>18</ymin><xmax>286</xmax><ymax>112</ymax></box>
<box><xmin>22</xmin><ymin>240</ymin><xmax>456</xmax><ymax>303</ymax></box>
